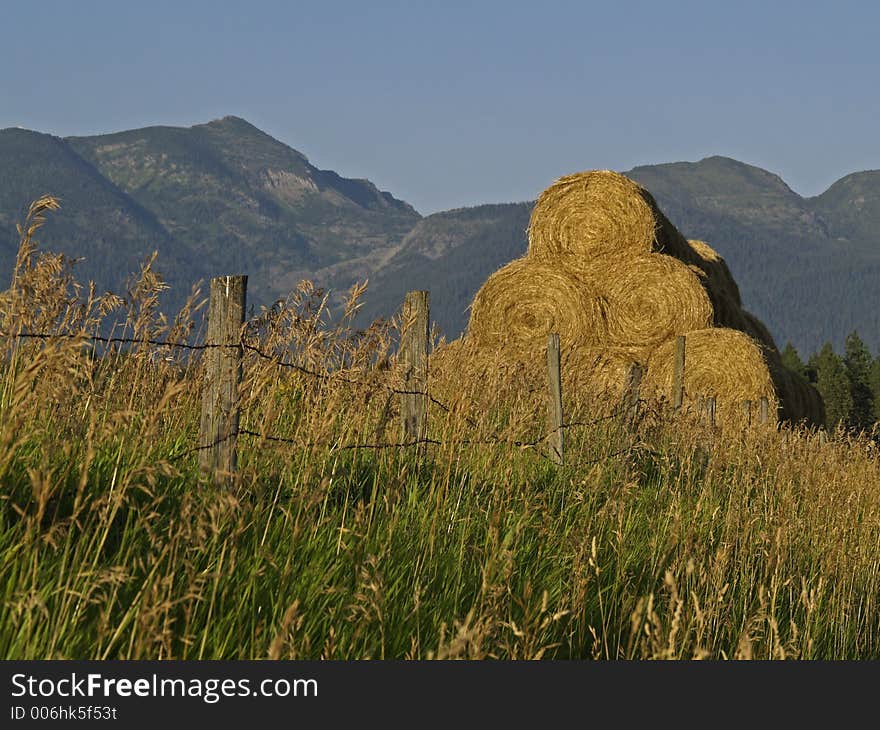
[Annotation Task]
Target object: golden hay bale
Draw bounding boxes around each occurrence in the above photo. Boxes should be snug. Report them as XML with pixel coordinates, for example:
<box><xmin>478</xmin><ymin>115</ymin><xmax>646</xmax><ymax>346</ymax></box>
<box><xmin>559</xmin><ymin>252</ymin><xmax>713</xmax><ymax>358</ymax></box>
<box><xmin>558</xmin><ymin>343</ymin><xmax>641</xmax><ymax>401</ymax></box>
<box><xmin>429</xmin><ymin>336</ymin><xmax>469</xmax><ymax>376</ymax></box>
<box><xmin>644</xmin><ymin>328</ymin><xmax>778</xmax><ymax>424</ymax></box>
<box><xmin>430</xmin><ymin>337</ymin><xmax>639</xmax><ymax>410</ymax></box>
<box><xmin>467</xmin><ymin>257</ymin><xmax>610</xmax><ymax>354</ymax></box>
<box><xmin>768</xmin><ymin>361</ymin><xmax>825</xmax><ymax>428</ymax></box>
<box><xmin>741</xmin><ymin>310</ymin><xmax>779</xmax><ymax>354</ymax></box>
<box><xmin>685</xmin><ymin>239</ymin><xmax>748</xmax><ymax>331</ymax></box>
<box><xmin>687</xmin><ymin>239</ymin><xmax>742</xmax><ymax>308</ymax></box>
<box><xmin>528</xmin><ymin>170</ymin><xmax>696</xmax><ymax>264</ymax></box>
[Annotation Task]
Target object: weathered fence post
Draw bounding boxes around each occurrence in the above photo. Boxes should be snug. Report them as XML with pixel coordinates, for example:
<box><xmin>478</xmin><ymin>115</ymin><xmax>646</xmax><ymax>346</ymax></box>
<box><xmin>742</xmin><ymin>399</ymin><xmax>752</xmax><ymax>426</ymax></box>
<box><xmin>400</xmin><ymin>290</ymin><xmax>429</xmax><ymax>444</ymax></box>
<box><xmin>704</xmin><ymin>396</ymin><xmax>717</xmax><ymax>428</ymax></box>
<box><xmin>621</xmin><ymin>362</ymin><xmax>644</xmax><ymax>425</ymax></box>
<box><xmin>759</xmin><ymin>396</ymin><xmax>770</xmax><ymax>425</ymax></box>
<box><xmin>672</xmin><ymin>335</ymin><xmax>686</xmax><ymax>410</ymax></box>
<box><xmin>546</xmin><ymin>333</ymin><xmax>564</xmax><ymax>465</ymax></box>
<box><xmin>199</xmin><ymin>274</ymin><xmax>247</xmax><ymax>484</ymax></box>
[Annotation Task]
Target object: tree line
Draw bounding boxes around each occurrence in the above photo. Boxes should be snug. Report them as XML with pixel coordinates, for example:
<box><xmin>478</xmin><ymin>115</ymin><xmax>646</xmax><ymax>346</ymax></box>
<box><xmin>782</xmin><ymin>332</ymin><xmax>880</xmax><ymax>433</ymax></box>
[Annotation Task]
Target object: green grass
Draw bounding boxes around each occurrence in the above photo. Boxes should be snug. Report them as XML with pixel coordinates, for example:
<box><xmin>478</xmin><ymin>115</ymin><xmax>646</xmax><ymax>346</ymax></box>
<box><xmin>3</xmin><ymin>394</ymin><xmax>880</xmax><ymax>660</ymax></box>
<box><xmin>2</xmin><ymin>201</ymin><xmax>880</xmax><ymax>659</ymax></box>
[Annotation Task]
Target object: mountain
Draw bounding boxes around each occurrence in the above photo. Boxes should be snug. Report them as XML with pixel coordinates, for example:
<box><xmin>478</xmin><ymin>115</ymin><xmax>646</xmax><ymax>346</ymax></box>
<box><xmin>0</xmin><ymin>128</ymin><xmax>186</xmax><ymax>289</ymax></box>
<box><xmin>810</xmin><ymin>170</ymin><xmax>880</xmax><ymax>248</ymax></box>
<box><xmin>1</xmin><ymin>117</ymin><xmax>878</xmax><ymax>355</ymax></box>
<box><xmin>66</xmin><ymin>116</ymin><xmax>420</xmax><ymax>307</ymax></box>
<box><xmin>0</xmin><ymin>117</ymin><xmax>419</xmax><ymax>313</ymax></box>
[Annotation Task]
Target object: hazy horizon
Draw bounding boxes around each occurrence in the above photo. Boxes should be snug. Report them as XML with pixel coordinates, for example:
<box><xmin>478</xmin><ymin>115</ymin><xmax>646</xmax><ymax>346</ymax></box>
<box><xmin>4</xmin><ymin>1</ymin><xmax>878</xmax><ymax>214</ymax></box>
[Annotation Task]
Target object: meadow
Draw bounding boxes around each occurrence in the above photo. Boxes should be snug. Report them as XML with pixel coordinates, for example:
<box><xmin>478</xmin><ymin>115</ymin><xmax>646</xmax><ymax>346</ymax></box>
<box><xmin>2</xmin><ymin>198</ymin><xmax>880</xmax><ymax>660</ymax></box>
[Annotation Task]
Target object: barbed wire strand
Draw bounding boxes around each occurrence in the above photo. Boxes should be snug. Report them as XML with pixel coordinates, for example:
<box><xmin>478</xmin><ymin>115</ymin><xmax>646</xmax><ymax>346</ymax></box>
<box><xmin>170</xmin><ymin>412</ymin><xmax>637</xmax><ymax>465</ymax></box>
<box><xmin>7</xmin><ymin>329</ymin><xmax>643</xmax><ymax>469</ymax></box>
<box><xmin>4</xmin><ymin>330</ymin><xmax>463</xmax><ymax>410</ymax></box>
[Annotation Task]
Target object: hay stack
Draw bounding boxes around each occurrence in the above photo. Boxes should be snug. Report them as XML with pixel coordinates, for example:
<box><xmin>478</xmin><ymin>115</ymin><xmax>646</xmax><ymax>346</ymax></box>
<box><xmin>644</xmin><ymin>328</ymin><xmax>778</xmax><ymax>423</ymax></box>
<box><xmin>528</xmin><ymin>170</ymin><xmax>696</xmax><ymax>264</ymax></box>
<box><xmin>687</xmin><ymin>239</ymin><xmax>742</xmax><ymax>308</ymax></box>
<box><xmin>685</xmin><ymin>238</ymin><xmax>751</xmax><ymax>331</ymax></box>
<box><xmin>768</xmin><ymin>359</ymin><xmax>825</xmax><ymax>427</ymax></box>
<box><xmin>433</xmin><ymin>168</ymin><xmax>825</xmax><ymax>430</ymax></box>
<box><xmin>559</xmin><ymin>253</ymin><xmax>713</xmax><ymax>356</ymax></box>
<box><xmin>467</xmin><ymin>257</ymin><xmax>610</xmax><ymax>354</ymax></box>
<box><xmin>741</xmin><ymin>310</ymin><xmax>779</xmax><ymax>353</ymax></box>
<box><xmin>431</xmin><ymin>336</ymin><xmax>638</xmax><ymax>412</ymax></box>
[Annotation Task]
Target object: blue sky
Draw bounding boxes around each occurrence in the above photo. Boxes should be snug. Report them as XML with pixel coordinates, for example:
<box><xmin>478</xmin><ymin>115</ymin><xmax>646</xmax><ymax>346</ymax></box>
<box><xmin>2</xmin><ymin>1</ymin><xmax>878</xmax><ymax>213</ymax></box>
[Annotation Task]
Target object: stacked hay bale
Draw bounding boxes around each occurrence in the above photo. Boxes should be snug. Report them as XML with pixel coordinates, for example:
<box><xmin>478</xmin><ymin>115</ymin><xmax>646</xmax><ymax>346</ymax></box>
<box><xmin>432</xmin><ymin>170</ymin><xmax>823</xmax><ymax>427</ymax></box>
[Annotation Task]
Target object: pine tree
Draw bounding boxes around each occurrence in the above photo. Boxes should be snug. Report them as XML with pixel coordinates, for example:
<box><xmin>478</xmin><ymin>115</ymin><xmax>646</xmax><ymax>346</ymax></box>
<box><xmin>781</xmin><ymin>342</ymin><xmax>806</xmax><ymax>379</ymax></box>
<box><xmin>843</xmin><ymin>331</ymin><xmax>874</xmax><ymax>432</ymax></box>
<box><xmin>809</xmin><ymin>343</ymin><xmax>852</xmax><ymax>432</ymax></box>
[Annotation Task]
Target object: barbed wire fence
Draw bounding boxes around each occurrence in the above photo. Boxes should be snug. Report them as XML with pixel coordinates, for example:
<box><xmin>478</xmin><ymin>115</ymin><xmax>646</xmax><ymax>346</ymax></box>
<box><xmin>1</xmin><ymin>274</ymin><xmax>773</xmax><ymax>482</ymax></box>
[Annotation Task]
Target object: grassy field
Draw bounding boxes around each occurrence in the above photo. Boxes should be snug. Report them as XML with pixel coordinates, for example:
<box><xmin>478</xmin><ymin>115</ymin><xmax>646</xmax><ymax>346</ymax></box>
<box><xmin>2</xmin><ymin>198</ymin><xmax>880</xmax><ymax>660</ymax></box>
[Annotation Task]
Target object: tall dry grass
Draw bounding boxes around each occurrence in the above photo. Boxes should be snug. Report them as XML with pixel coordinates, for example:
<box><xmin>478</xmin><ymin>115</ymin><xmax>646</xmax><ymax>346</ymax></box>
<box><xmin>1</xmin><ymin>198</ymin><xmax>880</xmax><ymax>659</ymax></box>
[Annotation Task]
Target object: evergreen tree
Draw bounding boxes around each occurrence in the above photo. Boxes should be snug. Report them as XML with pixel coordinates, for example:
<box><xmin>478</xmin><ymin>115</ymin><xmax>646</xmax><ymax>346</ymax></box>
<box><xmin>809</xmin><ymin>343</ymin><xmax>852</xmax><ymax>432</ymax></box>
<box><xmin>781</xmin><ymin>342</ymin><xmax>806</xmax><ymax>379</ymax></box>
<box><xmin>843</xmin><ymin>331</ymin><xmax>874</xmax><ymax>432</ymax></box>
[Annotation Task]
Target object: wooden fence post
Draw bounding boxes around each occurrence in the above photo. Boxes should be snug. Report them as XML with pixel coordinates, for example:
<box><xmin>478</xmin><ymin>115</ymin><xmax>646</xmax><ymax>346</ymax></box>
<box><xmin>199</xmin><ymin>274</ymin><xmax>247</xmax><ymax>484</ymax></box>
<box><xmin>705</xmin><ymin>396</ymin><xmax>716</xmax><ymax>428</ymax></box>
<box><xmin>546</xmin><ymin>333</ymin><xmax>564</xmax><ymax>465</ymax></box>
<box><xmin>621</xmin><ymin>362</ymin><xmax>644</xmax><ymax>425</ymax></box>
<box><xmin>742</xmin><ymin>399</ymin><xmax>752</xmax><ymax>426</ymax></box>
<box><xmin>759</xmin><ymin>396</ymin><xmax>770</xmax><ymax>425</ymax></box>
<box><xmin>672</xmin><ymin>335</ymin><xmax>686</xmax><ymax>410</ymax></box>
<box><xmin>400</xmin><ymin>290</ymin><xmax>429</xmax><ymax>444</ymax></box>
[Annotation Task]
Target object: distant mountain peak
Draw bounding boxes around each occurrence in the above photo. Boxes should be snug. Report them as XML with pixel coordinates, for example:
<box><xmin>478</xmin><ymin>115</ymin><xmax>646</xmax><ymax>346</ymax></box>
<box><xmin>211</xmin><ymin>114</ymin><xmax>250</xmax><ymax>124</ymax></box>
<box><xmin>820</xmin><ymin>169</ymin><xmax>880</xmax><ymax>189</ymax></box>
<box><xmin>200</xmin><ymin>115</ymin><xmax>262</xmax><ymax>133</ymax></box>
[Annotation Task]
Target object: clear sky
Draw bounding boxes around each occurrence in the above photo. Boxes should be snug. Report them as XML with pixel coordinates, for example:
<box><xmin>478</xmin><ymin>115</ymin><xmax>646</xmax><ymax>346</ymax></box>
<box><xmin>3</xmin><ymin>1</ymin><xmax>878</xmax><ymax>214</ymax></box>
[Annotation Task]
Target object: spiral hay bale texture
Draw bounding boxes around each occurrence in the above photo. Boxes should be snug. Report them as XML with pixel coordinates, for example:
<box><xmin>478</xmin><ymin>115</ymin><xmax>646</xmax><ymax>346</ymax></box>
<box><xmin>559</xmin><ymin>253</ymin><xmax>713</xmax><ymax>356</ymax></box>
<box><xmin>527</xmin><ymin>170</ymin><xmax>696</xmax><ymax>264</ymax></box>
<box><xmin>467</xmin><ymin>257</ymin><xmax>610</xmax><ymax>354</ymax></box>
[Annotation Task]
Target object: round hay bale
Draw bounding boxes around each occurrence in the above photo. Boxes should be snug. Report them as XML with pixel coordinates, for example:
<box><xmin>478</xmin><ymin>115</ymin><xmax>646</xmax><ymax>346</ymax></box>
<box><xmin>644</xmin><ymin>328</ymin><xmax>778</xmax><ymax>424</ymax></box>
<box><xmin>429</xmin><ymin>336</ymin><xmax>470</xmax><ymax>377</ymax></box>
<box><xmin>768</xmin><ymin>360</ymin><xmax>799</xmax><ymax>423</ymax></box>
<box><xmin>559</xmin><ymin>252</ymin><xmax>714</xmax><ymax>357</ymax></box>
<box><xmin>562</xmin><ymin>344</ymin><xmax>643</xmax><ymax>401</ymax></box>
<box><xmin>430</xmin><ymin>337</ymin><xmax>639</xmax><ymax>415</ymax></box>
<box><xmin>768</xmin><ymin>360</ymin><xmax>825</xmax><ymax>428</ymax></box>
<box><xmin>528</xmin><ymin>170</ymin><xmax>696</xmax><ymax>264</ymax></box>
<box><xmin>685</xmin><ymin>239</ymin><xmax>748</xmax><ymax>331</ymax></box>
<box><xmin>741</xmin><ymin>310</ymin><xmax>779</xmax><ymax>354</ymax></box>
<box><xmin>467</xmin><ymin>257</ymin><xmax>610</xmax><ymax>354</ymax></box>
<box><xmin>704</xmin><ymin>289</ymin><xmax>749</xmax><ymax>332</ymax></box>
<box><xmin>687</xmin><ymin>239</ymin><xmax>742</xmax><ymax>308</ymax></box>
